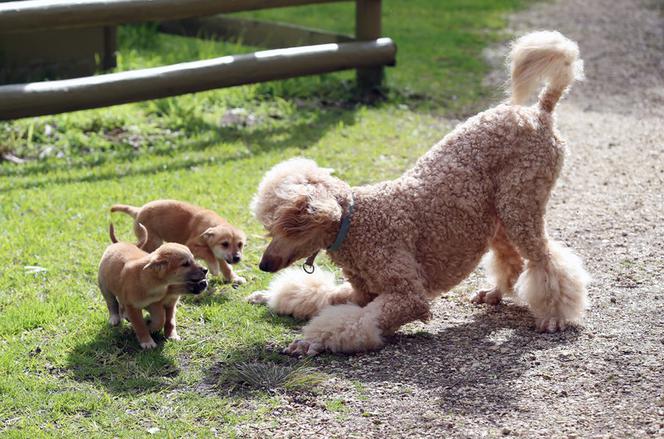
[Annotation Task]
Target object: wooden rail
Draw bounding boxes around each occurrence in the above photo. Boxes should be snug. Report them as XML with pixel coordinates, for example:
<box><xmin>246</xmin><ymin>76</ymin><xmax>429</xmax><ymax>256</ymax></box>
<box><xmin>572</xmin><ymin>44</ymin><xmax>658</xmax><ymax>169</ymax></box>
<box><xmin>0</xmin><ymin>0</ymin><xmax>393</xmax><ymax>120</ymax></box>
<box><xmin>0</xmin><ymin>38</ymin><xmax>396</xmax><ymax>120</ymax></box>
<box><xmin>0</xmin><ymin>0</ymin><xmax>351</xmax><ymax>33</ymax></box>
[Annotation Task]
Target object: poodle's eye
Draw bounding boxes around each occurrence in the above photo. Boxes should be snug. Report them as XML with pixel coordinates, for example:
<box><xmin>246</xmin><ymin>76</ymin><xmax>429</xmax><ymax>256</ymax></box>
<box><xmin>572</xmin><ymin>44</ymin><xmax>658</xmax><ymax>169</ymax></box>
<box><xmin>222</xmin><ymin>242</ymin><xmax>229</xmax><ymax>248</ymax></box>
<box><xmin>181</xmin><ymin>261</ymin><xmax>191</xmax><ymax>267</ymax></box>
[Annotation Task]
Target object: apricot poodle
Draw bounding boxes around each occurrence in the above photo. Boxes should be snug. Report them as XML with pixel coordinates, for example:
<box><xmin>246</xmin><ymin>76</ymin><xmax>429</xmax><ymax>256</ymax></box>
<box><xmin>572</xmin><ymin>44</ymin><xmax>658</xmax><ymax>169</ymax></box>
<box><xmin>247</xmin><ymin>31</ymin><xmax>590</xmax><ymax>355</ymax></box>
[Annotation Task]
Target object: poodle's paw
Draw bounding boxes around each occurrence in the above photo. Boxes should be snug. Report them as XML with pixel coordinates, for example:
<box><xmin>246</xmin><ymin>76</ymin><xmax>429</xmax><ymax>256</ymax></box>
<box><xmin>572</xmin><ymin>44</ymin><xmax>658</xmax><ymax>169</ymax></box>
<box><xmin>246</xmin><ymin>290</ymin><xmax>270</xmax><ymax>304</ymax></box>
<box><xmin>109</xmin><ymin>314</ymin><xmax>121</xmax><ymax>326</ymax></box>
<box><xmin>535</xmin><ymin>317</ymin><xmax>569</xmax><ymax>333</ymax></box>
<box><xmin>140</xmin><ymin>338</ymin><xmax>158</xmax><ymax>350</ymax></box>
<box><xmin>471</xmin><ymin>288</ymin><xmax>503</xmax><ymax>305</ymax></box>
<box><xmin>283</xmin><ymin>339</ymin><xmax>324</xmax><ymax>356</ymax></box>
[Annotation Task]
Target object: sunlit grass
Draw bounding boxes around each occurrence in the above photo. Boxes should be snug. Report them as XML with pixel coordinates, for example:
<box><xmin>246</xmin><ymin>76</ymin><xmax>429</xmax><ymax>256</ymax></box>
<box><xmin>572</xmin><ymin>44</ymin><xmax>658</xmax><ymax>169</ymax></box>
<box><xmin>0</xmin><ymin>0</ymin><xmax>531</xmax><ymax>435</ymax></box>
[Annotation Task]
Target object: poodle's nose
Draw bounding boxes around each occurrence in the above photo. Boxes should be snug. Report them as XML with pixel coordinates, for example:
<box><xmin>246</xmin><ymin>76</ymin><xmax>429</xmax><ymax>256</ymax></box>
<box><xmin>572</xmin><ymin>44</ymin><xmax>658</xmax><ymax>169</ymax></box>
<box><xmin>259</xmin><ymin>256</ymin><xmax>281</xmax><ymax>272</ymax></box>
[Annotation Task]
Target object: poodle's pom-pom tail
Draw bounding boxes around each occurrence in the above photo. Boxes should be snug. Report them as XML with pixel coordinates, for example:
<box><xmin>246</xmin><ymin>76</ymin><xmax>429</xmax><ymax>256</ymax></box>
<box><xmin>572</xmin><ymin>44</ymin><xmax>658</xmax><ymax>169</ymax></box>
<box><xmin>509</xmin><ymin>31</ymin><xmax>584</xmax><ymax>111</ymax></box>
<box><xmin>247</xmin><ymin>267</ymin><xmax>339</xmax><ymax>320</ymax></box>
<box><xmin>516</xmin><ymin>240</ymin><xmax>591</xmax><ymax>332</ymax></box>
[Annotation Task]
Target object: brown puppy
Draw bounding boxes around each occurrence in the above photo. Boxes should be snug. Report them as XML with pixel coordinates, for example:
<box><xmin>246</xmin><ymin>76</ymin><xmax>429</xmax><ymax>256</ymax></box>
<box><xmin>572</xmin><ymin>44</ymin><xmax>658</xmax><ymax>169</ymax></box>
<box><xmin>111</xmin><ymin>200</ymin><xmax>246</xmax><ymax>284</ymax></box>
<box><xmin>98</xmin><ymin>223</ymin><xmax>208</xmax><ymax>349</ymax></box>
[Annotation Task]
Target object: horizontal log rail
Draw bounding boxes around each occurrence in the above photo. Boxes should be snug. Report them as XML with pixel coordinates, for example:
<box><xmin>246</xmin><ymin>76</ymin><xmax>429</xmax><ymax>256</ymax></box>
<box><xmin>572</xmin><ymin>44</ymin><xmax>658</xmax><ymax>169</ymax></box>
<box><xmin>0</xmin><ymin>0</ymin><xmax>351</xmax><ymax>33</ymax></box>
<box><xmin>0</xmin><ymin>38</ymin><xmax>396</xmax><ymax>120</ymax></box>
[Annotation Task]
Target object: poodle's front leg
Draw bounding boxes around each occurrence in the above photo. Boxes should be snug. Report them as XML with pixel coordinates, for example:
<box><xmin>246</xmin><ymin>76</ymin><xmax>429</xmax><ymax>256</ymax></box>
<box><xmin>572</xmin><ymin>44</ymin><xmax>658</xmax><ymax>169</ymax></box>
<box><xmin>246</xmin><ymin>267</ymin><xmax>363</xmax><ymax>320</ymax></box>
<box><xmin>285</xmin><ymin>286</ymin><xmax>431</xmax><ymax>356</ymax></box>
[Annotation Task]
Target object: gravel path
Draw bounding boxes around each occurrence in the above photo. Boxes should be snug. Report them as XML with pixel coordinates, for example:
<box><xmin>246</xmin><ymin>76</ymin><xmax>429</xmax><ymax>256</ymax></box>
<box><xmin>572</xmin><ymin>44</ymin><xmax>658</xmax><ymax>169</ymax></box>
<box><xmin>235</xmin><ymin>1</ymin><xmax>664</xmax><ymax>437</ymax></box>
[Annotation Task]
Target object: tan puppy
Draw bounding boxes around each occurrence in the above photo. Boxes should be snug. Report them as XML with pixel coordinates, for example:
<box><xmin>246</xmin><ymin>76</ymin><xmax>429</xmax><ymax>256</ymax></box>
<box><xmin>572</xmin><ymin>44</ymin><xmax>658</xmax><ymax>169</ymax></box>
<box><xmin>111</xmin><ymin>200</ymin><xmax>246</xmax><ymax>284</ymax></box>
<box><xmin>98</xmin><ymin>223</ymin><xmax>208</xmax><ymax>349</ymax></box>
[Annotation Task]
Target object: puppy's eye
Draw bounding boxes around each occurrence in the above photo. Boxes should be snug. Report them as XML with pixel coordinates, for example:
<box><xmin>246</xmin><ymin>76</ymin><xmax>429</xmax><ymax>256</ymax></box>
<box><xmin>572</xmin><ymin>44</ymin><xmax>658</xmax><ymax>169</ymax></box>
<box><xmin>238</xmin><ymin>242</ymin><xmax>243</xmax><ymax>249</ymax></box>
<box><xmin>222</xmin><ymin>242</ymin><xmax>229</xmax><ymax>248</ymax></box>
<box><xmin>182</xmin><ymin>261</ymin><xmax>191</xmax><ymax>267</ymax></box>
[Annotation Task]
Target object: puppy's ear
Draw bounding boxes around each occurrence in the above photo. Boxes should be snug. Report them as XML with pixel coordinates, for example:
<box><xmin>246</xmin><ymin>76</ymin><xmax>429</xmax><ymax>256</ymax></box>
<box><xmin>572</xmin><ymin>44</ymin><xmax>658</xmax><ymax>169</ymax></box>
<box><xmin>199</xmin><ymin>227</ymin><xmax>215</xmax><ymax>243</ymax></box>
<box><xmin>143</xmin><ymin>256</ymin><xmax>168</xmax><ymax>271</ymax></box>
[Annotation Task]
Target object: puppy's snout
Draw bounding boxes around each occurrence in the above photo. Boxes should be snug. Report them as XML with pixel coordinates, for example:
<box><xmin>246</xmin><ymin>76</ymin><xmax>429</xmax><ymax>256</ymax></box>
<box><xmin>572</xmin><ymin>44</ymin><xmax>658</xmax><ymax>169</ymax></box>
<box><xmin>189</xmin><ymin>265</ymin><xmax>208</xmax><ymax>281</ymax></box>
<box><xmin>232</xmin><ymin>254</ymin><xmax>241</xmax><ymax>264</ymax></box>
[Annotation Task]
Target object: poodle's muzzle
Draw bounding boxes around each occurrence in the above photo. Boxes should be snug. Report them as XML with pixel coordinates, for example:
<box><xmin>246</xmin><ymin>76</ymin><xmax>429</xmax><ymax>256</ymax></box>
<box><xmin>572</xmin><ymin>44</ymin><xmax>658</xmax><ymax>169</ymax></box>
<box><xmin>259</xmin><ymin>255</ymin><xmax>283</xmax><ymax>273</ymax></box>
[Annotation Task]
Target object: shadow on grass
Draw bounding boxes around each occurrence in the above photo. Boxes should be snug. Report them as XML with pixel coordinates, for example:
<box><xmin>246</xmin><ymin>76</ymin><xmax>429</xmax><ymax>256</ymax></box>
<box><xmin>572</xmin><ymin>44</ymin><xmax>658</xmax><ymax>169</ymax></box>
<box><xmin>0</xmin><ymin>104</ymin><xmax>359</xmax><ymax>192</ymax></box>
<box><xmin>315</xmin><ymin>303</ymin><xmax>581</xmax><ymax>415</ymax></box>
<box><xmin>66</xmin><ymin>323</ymin><xmax>179</xmax><ymax>395</ymax></box>
<box><xmin>186</xmin><ymin>279</ymin><xmax>234</xmax><ymax>306</ymax></box>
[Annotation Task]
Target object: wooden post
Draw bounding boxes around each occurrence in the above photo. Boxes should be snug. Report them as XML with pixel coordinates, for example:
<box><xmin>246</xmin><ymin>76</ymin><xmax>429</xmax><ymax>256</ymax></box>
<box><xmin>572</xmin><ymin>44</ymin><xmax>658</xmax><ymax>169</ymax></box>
<box><xmin>355</xmin><ymin>0</ymin><xmax>383</xmax><ymax>90</ymax></box>
<box><xmin>102</xmin><ymin>26</ymin><xmax>117</xmax><ymax>70</ymax></box>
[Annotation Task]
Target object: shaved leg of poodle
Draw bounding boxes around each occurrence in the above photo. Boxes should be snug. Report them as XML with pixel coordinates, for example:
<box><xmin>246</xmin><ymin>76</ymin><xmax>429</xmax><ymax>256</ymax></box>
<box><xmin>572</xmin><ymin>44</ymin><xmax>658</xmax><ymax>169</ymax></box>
<box><xmin>497</xmin><ymin>189</ymin><xmax>590</xmax><ymax>332</ymax></box>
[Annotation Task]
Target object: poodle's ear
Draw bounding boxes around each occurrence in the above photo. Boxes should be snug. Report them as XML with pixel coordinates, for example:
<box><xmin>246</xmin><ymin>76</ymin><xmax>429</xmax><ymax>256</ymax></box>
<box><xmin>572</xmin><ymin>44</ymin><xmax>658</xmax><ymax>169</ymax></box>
<box><xmin>273</xmin><ymin>195</ymin><xmax>310</xmax><ymax>237</ymax></box>
<box><xmin>273</xmin><ymin>195</ymin><xmax>341</xmax><ymax>238</ymax></box>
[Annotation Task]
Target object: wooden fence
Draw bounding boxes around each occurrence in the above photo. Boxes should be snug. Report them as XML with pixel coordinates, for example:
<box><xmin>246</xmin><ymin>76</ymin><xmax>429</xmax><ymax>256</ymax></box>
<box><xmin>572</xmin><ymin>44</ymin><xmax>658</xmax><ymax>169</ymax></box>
<box><xmin>0</xmin><ymin>0</ymin><xmax>395</xmax><ymax>120</ymax></box>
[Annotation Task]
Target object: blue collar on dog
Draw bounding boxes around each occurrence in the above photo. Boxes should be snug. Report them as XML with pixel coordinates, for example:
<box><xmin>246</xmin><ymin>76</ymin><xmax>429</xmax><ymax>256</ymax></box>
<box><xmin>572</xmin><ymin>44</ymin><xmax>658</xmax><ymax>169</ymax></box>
<box><xmin>328</xmin><ymin>194</ymin><xmax>354</xmax><ymax>252</ymax></box>
<box><xmin>302</xmin><ymin>193</ymin><xmax>354</xmax><ymax>274</ymax></box>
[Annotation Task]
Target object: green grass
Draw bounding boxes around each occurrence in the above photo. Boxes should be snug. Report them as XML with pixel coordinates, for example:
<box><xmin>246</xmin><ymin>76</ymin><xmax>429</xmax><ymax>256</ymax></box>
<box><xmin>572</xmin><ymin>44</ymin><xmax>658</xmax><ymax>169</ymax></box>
<box><xmin>0</xmin><ymin>0</ymin><xmax>530</xmax><ymax>436</ymax></box>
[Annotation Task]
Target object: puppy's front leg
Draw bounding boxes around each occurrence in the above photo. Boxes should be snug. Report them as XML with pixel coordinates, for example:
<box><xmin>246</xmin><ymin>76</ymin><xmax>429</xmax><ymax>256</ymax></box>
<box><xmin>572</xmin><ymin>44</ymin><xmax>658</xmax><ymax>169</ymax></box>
<box><xmin>163</xmin><ymin>302</ymin><xmax>180</xmax><ymax>341</ymax></box>
<box><xmin>124</xmin><ymin>305</ymin><xmax>157</xmax><ymax>349</ymax></box>
<box><xmin>188</xmin><ymin>242</ymin><xmax>221</xmax><ymax>277</ymax></box>
<box><xmin>219</xmin><ymin>259</ymin><xmax>246</xmax><ymax>285</ymax></box>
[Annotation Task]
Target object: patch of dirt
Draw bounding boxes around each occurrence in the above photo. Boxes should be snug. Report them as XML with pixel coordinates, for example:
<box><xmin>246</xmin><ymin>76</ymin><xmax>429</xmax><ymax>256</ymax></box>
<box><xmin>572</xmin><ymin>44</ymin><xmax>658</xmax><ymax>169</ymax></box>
<box><xmin>234</xmin><ymin>1</ymin><xmax>664</xmax><ymax>437</ymax></box>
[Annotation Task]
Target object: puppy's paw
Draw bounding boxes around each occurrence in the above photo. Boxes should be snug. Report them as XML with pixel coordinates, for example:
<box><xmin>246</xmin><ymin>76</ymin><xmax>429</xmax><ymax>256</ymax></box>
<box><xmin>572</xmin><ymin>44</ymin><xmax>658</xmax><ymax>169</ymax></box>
<box><xmin>283</xmin><ymin>339</ymin><xmax>323</xmax><ymax>357</ymax></box>
<box><xmin>471</xmin><ymin>288</ymin><xmax>502</xmax><ymax>305</ymax></box>
<box><xmin>109</xmin><ymin>314</ymin><xmax>121</xmax><ymax>326</ymax></box>
<box><xmin>232</xmin><ymin>275</ymin><xmax>246</xmax><ymax>285</ymax></box>
<box><xmin>140</xmin><ymin>338</ymin><xmax>158</xmax><ymax>349</ymax></box>
<box><xmin>535</xmin><ymin>317</ymin><xmax>568</xmax><ymax>333</ymax></box>
<box><xmin>166</xmin><ymin>332</ymin><xmax>181</xmax><ymax>341</ymax></box>
<box><xmin>246</xmin><ymin>290</ymin><xmax>270</xmax><ymax>304</ymax></box>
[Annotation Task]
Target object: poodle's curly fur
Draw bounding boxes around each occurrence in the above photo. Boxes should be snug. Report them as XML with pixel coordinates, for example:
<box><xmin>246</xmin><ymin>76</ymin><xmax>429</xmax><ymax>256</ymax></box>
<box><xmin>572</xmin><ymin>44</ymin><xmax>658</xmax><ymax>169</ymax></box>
<box><xmin>247</xmin><ymin>31</ymin><xmax>590</xmax><ymax>354</ymax></box>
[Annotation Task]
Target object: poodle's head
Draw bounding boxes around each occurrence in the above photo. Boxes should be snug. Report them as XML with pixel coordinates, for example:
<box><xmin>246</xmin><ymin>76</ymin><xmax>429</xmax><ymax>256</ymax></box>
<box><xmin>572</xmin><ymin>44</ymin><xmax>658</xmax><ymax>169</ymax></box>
<box><xmin>251</xmin><ymin>158</ymin><xmax>349</xmax><ymax>272</ymax></box>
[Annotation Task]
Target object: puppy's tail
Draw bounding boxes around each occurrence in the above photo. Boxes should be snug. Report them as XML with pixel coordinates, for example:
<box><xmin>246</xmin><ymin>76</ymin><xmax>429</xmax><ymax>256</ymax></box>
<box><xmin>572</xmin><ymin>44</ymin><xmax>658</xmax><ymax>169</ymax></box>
<box><xmin>136</xmin><ymin>223</ymin><xmax>149</xmax><ymax>249</ymax></box>
<box><xmin>109</xmin><ymin>222</ymin><xmax>148</xmax><ymax>247</ymax></box>
<box><xmin>110</xmin><ymin>204</ymin><xmax>140</xmax><ymax>218</ymax></box>
<box><xmin>109</xmin><ymin>223</ymin><xmax>118</xmax><ymax>243</ymax></box>
<box><xmin>509</xmin><ymin>31</ymin><xmax>584</xmax><ymax>112</ymax></box>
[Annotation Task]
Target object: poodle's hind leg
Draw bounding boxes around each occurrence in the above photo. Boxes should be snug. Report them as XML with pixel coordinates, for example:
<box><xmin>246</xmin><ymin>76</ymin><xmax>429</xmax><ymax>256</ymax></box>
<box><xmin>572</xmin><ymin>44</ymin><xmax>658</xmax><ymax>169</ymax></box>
<box><xmin>497</xmin><ymin>193</ymin><xmax>590</xmax><ymax>332</ymax></box>
<box><xmin>246</xmin><ymin>267</ymin><xmax>360</xmax><ymax>320</ymax></box>
<box><xmin>472</xmin><ymin>224</ymin><xmax>524</xmax><ymax>306</ymax></box>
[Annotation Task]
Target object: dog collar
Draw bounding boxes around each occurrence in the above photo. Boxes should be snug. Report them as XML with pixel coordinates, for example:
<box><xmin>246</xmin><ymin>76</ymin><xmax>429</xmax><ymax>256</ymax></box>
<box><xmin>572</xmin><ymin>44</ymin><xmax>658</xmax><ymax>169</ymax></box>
<box><xmin>328</xmin><ymin>193</ymin><xmax>354</xmax><ymax>252</ymax></box>
<box><xmin>302</xmin><ymin>193</ymin><xmax>354</xmax><ymax>273</ymax></box>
